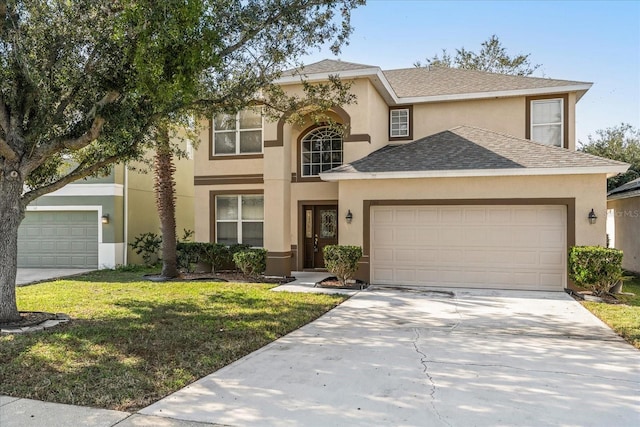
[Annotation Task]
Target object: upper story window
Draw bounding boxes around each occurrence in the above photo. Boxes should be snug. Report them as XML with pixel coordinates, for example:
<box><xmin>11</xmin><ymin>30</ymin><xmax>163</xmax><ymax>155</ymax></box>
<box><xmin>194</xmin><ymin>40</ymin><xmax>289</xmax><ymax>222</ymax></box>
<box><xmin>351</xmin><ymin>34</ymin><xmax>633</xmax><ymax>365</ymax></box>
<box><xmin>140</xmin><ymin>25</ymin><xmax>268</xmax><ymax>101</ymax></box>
<box><xmin>389</xmin><ymin>106</ymin><xmax>413</xmax><ymax>140</ymax></box>
<box><xmin>301</xmin><ymin>127</ymin><xmax>343</xmax><ymax>177</ymax></box>
<box><xmin>528</xmin><ymin>96</ymin><xmax>566</xmax><ymax>148</ymax></box>
<box><xmin>213</xmin><ymin>110</ymin><xmax>263</xmax><ymax>155</ymax></box>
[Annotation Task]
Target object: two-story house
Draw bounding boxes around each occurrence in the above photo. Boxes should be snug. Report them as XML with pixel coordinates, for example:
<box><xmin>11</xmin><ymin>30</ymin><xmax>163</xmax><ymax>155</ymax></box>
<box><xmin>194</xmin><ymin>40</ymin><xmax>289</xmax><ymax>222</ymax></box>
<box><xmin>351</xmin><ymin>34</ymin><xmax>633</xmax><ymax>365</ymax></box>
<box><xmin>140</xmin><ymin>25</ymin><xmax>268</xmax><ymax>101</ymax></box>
<box><xmin>193</xmin><ymin>59</ymin><xmax>627</xmax><ymax>291</ymax></box>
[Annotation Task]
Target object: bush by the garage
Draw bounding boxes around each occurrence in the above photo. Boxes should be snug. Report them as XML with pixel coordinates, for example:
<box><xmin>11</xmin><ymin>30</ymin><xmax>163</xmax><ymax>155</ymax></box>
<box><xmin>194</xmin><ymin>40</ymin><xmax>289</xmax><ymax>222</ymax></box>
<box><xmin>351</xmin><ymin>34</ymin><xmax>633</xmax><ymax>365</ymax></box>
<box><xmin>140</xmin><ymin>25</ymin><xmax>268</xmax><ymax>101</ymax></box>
<box><xmin>568</xmin><ymin>246</ymin><xmax>623</xmax><ymax>295</ymax></box>
<box><xmin>233</xmin><ymin>248</ymin><xmax>267</xmax><ymax>278</ymax></box>
<box><xmin>323</xmin><ymin>245</ymin><xmax>362</xmax><ymax>286</ymax></box>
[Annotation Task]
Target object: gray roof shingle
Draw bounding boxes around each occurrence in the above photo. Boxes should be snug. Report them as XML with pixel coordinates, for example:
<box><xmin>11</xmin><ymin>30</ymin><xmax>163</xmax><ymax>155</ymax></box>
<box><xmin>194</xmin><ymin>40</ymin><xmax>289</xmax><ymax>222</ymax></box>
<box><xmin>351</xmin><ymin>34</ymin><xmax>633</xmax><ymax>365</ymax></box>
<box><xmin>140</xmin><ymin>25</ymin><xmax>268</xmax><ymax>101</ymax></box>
<box><xmin>281</xmin><ymin>60</ymin><xmax>591</xmax><ymax>98</ymax></box>
<box><xmin>325</xmin><ymin>126</ymin><xmax>628</xmax><ymax>175</ymax></box>
<box><xmin>282</xmin><ymin>59</ymin><xmax>375</xmax><ymax>75</ymax></box>
<box><xmin>383</xmin><ymin>67</ymin><xmax>590</xmax><ymax>98</ymax></box>
<box><xmin>608</xmin><ymin>177</ymin><xmax>640</xmax><ymax>196</ymax></box>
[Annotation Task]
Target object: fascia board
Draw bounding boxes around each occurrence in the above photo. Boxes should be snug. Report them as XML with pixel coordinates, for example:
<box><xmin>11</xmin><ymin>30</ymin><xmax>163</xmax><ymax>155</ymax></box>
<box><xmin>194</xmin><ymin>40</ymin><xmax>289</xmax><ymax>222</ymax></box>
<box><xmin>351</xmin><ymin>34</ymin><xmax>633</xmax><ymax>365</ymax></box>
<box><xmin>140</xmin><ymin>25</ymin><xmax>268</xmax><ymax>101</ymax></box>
<box><xmin>320</xmin><ymin>165</ymin><xmax>628</xmax><ymax>181</ymax></box>
<box><xmin>608</xmin><ymin>189</ymin><xmax>640</xmax><ymax>201</ymax></box>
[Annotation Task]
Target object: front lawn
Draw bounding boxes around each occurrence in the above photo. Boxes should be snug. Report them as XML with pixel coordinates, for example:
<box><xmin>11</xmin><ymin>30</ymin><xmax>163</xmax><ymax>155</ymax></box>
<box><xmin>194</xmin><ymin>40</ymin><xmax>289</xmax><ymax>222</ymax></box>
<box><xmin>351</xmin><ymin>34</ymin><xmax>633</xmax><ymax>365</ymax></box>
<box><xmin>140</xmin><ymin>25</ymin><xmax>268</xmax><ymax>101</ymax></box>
<box><xmin>0</xmin><ymin>269</ymin><xmax>347</xmax><ymax>411</ymax></box>
<box><xmin>582</xmin><ymin>273</ymin><xmax>640</xmax><ymax>349</ymax></box>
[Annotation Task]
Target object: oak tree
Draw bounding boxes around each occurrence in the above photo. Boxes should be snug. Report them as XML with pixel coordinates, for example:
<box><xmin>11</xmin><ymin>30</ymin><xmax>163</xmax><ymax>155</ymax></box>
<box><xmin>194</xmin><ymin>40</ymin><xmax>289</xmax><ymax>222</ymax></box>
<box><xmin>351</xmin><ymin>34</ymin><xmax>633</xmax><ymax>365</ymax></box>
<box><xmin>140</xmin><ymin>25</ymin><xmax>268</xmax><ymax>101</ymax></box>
<box><xmin>0</xmin><ymin>0</ymin><xmax>364</xmax><ymax>321</ymax></box>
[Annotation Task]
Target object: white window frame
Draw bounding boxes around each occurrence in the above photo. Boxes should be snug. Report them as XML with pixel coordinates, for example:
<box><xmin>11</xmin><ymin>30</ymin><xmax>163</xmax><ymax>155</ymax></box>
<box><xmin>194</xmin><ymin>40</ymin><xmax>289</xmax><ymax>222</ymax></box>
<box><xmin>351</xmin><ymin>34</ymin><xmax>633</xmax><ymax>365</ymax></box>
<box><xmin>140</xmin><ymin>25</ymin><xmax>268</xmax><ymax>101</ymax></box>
<box><xmin>300</xmin><ymin>126</ymin><xmax>344</xmax><ymax>177</ymax></box>
<box><xmin>212</xmin><ymin>110</ymin><xmax>263</xmax><ymax>155</ymax></box>
<box><xmin>390</xmin><ymin>108</ymin><xmax>410</xmax><ymax>138</ymax></box>
<box><xmin>530</xmin><ymin>98</ymin><xmax>564</xmax><ymax>147</ymax></box>
<box><xmin>215</xmin><ymin>195</ymin><xmax>264</xmax><ymax>247</ymax></box>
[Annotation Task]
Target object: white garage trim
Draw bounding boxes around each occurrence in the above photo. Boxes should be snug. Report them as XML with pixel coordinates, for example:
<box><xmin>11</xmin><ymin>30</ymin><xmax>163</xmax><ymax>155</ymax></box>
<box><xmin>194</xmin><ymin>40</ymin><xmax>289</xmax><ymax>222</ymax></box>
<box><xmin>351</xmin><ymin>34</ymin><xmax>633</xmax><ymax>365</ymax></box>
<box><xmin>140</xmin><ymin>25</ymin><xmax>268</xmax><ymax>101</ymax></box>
<box><xmin>46</xmin><ymin>183</ymin><xmax>124</xmax><ymax>197</ymax></box>
<box><xmin>24</xmin><ymin>205</ymin><xmax>118</xmax><ymax>269</ymax></box>
<box><xmin>369</xmin><ymin>202</ymin><xmax>571</xmax><ymax>291</ymax></box>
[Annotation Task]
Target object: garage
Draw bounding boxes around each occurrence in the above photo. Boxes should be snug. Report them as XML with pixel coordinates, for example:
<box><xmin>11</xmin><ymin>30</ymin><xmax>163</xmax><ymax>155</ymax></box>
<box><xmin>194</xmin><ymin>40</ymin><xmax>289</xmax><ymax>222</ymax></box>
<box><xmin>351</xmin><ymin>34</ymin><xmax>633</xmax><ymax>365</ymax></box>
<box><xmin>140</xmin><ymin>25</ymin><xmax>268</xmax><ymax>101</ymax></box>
<box><xmin>370</xmin><ymin>205</ymin><xmax>567</xmax><ymax>291</ymax></box>
<box><xmin>17</xmin><ymin>211</ymin><xmax>99</xmax><ymax>268</ymax></box>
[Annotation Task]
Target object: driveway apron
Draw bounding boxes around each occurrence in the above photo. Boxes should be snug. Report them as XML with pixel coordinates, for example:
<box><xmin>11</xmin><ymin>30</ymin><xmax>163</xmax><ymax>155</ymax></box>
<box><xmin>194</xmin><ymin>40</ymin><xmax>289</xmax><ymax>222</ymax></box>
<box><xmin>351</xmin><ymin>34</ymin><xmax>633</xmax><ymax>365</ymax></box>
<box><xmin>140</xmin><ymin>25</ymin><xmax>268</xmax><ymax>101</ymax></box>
<box><xmin>140</xmin><ymin>288</ymin><xmax>640</xmax><ymax>427</ymax></box>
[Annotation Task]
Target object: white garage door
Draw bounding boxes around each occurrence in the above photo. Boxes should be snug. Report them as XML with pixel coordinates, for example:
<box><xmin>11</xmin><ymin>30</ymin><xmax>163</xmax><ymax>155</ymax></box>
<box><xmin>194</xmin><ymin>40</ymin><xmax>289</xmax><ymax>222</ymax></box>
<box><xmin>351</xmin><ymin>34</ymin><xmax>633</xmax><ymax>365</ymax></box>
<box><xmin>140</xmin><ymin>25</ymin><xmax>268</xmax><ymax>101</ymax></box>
<box><xmin>371</xmin><ymin>205</ymin><xmax>566</xmax><ymax>291</ymax></box>
<box><xmin>18</xmin><ymin>211</ymin><xmax>99</xmax><ymax>268</ymax></box>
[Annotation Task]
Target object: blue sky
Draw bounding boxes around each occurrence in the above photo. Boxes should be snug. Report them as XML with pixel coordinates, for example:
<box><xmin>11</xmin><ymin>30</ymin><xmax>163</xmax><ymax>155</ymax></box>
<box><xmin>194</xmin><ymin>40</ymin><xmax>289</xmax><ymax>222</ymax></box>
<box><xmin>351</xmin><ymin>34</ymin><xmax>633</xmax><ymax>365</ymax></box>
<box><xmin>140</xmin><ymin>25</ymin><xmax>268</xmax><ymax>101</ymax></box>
<box><xmin>301</xmin><ymin>0</ymin><xmax>640</xmax><ymax>144</ymax></box>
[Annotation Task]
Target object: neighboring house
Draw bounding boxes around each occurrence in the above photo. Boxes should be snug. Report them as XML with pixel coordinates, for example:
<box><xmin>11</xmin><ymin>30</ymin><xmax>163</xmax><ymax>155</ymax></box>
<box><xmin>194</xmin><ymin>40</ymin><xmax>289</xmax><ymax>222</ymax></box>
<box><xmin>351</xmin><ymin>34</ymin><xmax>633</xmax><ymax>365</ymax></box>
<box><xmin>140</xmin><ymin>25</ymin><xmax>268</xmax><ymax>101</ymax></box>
<box><xmin>193</xmin><ymin>59</ymin><xmax>628</xmax><ymax>291</ymax></box>
<box><xmin>607</xmin><ymin>178</ymin><xmax>640</xmax><ymax>274</ymax></box>
<box><xmin>17</xmin><ymin>148</ymin><xmax>194</xmax><ymax>269</ymax></box>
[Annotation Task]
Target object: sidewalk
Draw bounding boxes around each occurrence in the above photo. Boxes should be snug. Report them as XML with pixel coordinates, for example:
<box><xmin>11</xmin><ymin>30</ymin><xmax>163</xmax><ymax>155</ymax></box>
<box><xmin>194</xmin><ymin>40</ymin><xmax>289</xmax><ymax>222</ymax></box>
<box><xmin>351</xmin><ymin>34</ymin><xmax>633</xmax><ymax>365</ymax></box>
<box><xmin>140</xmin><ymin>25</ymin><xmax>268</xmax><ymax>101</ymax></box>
<box><xmin>0</xmin><ymin>396</ymin><xmax>216</xmax><ymax>426</ymax></box>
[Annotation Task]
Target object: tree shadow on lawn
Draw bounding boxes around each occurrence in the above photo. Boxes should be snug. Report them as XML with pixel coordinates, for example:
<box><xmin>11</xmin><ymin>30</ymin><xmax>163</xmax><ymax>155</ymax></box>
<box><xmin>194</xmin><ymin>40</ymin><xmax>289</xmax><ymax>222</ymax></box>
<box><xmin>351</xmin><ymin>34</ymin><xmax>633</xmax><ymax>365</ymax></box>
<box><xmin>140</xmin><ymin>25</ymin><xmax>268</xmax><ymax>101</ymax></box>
<box><xmin>0</xmin><ymin>294</ymin><xmax>342</xmax><ymax>412</ymax></box>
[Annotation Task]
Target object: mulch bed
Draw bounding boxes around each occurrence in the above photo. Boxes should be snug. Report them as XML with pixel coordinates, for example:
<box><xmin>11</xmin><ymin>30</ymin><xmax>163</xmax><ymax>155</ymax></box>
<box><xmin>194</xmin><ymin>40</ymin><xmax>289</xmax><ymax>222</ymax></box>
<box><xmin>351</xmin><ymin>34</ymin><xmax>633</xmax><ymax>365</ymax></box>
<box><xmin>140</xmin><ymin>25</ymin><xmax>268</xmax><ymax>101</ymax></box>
<box><xmin>0</xmin><ymin>311</ymin><xmax>58</xmax><ymax>328</ymax></box>
<box><xmin>316</xmin><ymin>277</ymin><xmax>369</xmax><ymax>290</ymax></box>
<box><xmin>145</xmin><ymin>271</ymin><xmax>295</xmax><ymax>285</ymax></box>
<box><xmin>566</xmin><ymin>289</ymin><xmax>627</xmax><ymax>304</ymax></box>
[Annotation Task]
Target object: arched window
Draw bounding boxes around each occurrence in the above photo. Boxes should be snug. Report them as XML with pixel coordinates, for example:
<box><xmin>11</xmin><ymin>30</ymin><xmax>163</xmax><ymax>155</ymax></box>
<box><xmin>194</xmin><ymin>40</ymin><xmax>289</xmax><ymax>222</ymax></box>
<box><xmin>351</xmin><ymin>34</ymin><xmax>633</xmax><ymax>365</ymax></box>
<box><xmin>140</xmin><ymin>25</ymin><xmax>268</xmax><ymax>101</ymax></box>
<box><xmin>300</xmin><ymin>127</ymin><xmax>343</xmax><ymax>177</ymax></box>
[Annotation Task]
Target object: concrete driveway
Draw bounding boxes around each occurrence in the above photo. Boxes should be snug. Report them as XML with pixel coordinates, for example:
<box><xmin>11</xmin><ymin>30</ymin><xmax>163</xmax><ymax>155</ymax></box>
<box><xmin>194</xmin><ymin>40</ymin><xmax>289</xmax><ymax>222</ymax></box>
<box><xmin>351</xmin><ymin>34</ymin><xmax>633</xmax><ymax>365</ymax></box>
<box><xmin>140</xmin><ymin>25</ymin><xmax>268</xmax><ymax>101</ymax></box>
<box><xmin>141</xmin><ymin>287</ymin><xmax>640</xmax><ymax>427</ymax></box>
<box><xmin>16</xmin><ymin>268</ymin><xmax>94</xmax><ymax>286</ymax></box>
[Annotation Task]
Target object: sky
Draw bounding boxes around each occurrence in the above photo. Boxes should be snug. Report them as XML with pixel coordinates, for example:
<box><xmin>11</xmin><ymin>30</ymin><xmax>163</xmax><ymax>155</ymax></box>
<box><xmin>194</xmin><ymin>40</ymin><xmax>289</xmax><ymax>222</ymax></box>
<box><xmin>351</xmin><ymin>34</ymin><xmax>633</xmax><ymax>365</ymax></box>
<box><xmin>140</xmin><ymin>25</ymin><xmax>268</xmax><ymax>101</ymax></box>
<box><xmin>300</xmin><ymin>0</ymin><xmax>640</xmax><ymax>145</ymax></box>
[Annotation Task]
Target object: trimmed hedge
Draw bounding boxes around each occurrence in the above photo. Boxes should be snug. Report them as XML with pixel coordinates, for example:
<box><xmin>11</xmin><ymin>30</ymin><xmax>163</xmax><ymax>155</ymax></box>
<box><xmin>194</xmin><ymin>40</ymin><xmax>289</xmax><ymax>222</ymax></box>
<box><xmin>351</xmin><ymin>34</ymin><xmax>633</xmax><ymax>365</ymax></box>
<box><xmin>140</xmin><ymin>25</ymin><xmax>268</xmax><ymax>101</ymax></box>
<box><xmin>568</xmin><ymin>246</ymin><xmax>623</xmax><ymax>295</ymax></box>
<box><xmin>233</xmin><ymin>249</ymin><xmax>268</xmax><ymax>278</ymax></box>
<box><xmin>323</xmin><ymin>245</ymin><xmax>362</xmax><ymax>286</ymax></box>
<box><xmin>176</xmin><ymin>242</ymin><xmax>251</xmax><ymax>272</ymax></box>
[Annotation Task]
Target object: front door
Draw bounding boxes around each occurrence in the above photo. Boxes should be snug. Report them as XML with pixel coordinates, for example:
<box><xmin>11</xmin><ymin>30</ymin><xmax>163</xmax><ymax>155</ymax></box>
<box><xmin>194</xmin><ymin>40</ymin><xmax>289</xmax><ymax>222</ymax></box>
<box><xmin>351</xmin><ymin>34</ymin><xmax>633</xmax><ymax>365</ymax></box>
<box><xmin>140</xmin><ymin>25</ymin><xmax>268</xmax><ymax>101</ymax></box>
<box><xmin>303</xmin><ymin>205</ymin><xmax>338</xmax><ymax>269</ymax></box>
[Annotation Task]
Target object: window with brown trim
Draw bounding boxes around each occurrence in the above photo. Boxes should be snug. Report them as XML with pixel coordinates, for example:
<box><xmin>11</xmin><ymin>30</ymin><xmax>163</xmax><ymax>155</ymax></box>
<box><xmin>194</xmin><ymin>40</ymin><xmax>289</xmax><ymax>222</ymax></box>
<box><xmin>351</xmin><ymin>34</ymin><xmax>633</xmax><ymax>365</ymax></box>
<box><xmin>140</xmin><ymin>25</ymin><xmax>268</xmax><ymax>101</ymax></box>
<box><xmin>212</xmin><ymin>110</ymin><xmax>263</xmax><ymax>155</ymax></box>
<box><xmin>300</xmin><ymin>126</ymin><xmax>343</xmax><ymax>177</ymax></box>
<box><xmin>389</xmin><ymin>105</ymin><xmax>413</xmax><ymax>140</ymax></box>
<box><xmin>526</xmin><ymin>94</ymin><xmax>569</xmax><ymax>148</ymax></box>
<box><xmin>215</xmin><ymin>194</ymin><xmax>264</xmax><ymax>246</ymax></box>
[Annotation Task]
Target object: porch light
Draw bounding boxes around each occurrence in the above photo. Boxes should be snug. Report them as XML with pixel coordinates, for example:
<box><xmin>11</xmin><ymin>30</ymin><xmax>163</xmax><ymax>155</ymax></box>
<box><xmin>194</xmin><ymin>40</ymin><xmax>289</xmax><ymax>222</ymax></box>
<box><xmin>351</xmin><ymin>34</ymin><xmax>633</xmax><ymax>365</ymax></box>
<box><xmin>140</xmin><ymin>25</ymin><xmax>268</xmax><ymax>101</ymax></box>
<box><xmin>101</xmin><ymin>214</ymin><xmax>110</xmax><ymax>224</ymax></box>
<box><xmin>588</xmin><ymin>209</ymin><xmax>597</xmax><ymax>225</ymax></box>
<box><xmin>345</xmin><ymin>210</ymin><xmax>353</xmax><ymax>224</ymax></box>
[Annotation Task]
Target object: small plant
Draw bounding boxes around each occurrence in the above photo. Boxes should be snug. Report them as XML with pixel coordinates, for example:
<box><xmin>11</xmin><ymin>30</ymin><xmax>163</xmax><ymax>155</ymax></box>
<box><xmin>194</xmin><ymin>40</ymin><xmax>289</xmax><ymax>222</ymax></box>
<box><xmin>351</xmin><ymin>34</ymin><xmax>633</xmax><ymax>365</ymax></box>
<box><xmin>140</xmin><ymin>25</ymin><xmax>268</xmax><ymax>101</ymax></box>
<box><xmin>129</xmin><ymin>232</ymin><xmax>162</xmax><ymax>266</ymax></box>
<box><xmin>180</xmin><ymin>229</ymin><xmax>195</xmax><ymax>242</ymax></box>
<box><xmin>568</xmin><ymin>246</ymin><xmax>623</xmax><ymax>296</ymax></box>
<box><xmin>323</xmin><ymin>245</ymin><xmax>362</xmax><ymax>286</ymax></box>
<box><xmin>233</xmin><ymin>249</ymin><xmax>267</xmax><ymax>278</ymax></box>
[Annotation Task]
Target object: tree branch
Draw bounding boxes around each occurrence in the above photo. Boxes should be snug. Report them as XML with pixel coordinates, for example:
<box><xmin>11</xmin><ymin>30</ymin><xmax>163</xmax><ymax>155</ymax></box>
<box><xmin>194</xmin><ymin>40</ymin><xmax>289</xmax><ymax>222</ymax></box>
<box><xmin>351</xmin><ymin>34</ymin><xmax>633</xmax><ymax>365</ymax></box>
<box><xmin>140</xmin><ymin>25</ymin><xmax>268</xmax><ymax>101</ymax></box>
<box><xmin>22</xmin><ymin>154</ymin><xmax>122</xmax><ymax>205</ymax></box>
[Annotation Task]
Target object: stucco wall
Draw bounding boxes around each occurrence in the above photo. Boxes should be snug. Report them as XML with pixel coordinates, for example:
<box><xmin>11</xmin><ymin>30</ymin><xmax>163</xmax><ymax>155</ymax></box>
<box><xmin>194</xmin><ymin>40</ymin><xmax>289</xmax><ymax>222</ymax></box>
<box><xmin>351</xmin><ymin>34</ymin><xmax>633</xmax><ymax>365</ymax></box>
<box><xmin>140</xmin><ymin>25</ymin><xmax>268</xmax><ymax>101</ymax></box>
<box><xmin>608</xmin><ymin>197</ymin><xmax>640</xmax><ymax>274</ymax></box>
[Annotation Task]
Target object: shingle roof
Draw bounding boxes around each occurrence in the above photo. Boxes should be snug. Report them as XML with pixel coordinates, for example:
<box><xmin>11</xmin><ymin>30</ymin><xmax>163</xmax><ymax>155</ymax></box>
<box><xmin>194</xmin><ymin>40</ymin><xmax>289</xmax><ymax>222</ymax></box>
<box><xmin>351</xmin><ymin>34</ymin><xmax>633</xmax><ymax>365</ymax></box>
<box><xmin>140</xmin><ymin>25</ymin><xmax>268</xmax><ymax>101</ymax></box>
<box><xmin>280</xmin><ymin>59</ymin><xmax>591</xmax><ymax>100</ymax></box>
<box><xmin>608</xmin><ymin>177</ymin><xmax>640</xmax><ymax>197</ymax></box>
<box><xmin>383</xmin><ymin>67</ymin><xmax>590</xmax><ymax>98</ymax></box>
<box><xmin>282</xmin><ymin>59</ymin><xmax>375</xmax><ymax>75</ymax></box>
<box><xmin>324</xmin><ymin>126</ymin><xmax>628</xmax><ymax>176</ymax></box>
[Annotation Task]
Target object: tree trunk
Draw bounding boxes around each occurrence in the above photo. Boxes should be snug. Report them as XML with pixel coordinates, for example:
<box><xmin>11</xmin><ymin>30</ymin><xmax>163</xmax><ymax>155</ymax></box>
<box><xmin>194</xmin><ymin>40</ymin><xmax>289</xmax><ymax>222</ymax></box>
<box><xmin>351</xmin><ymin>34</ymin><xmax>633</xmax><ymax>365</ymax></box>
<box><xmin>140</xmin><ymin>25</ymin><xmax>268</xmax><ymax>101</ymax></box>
<box><xmin>0</xmin><ymin>168</ymin><xmax>26</xmax><ymax>322</ymax></box>
<box><xmin>155</xmin><ymin>127</ymin><xmax>179</xmax><ymax>278</ymax></box>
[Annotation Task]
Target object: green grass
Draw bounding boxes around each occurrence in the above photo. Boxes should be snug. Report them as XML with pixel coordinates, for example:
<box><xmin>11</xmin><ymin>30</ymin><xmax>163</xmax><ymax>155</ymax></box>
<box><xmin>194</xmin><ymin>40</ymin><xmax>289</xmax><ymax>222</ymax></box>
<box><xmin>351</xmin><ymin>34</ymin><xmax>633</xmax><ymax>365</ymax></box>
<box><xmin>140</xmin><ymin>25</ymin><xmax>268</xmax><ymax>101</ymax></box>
<box><xmin>0</xmin><ymin>269</ymin><xmax>347</xmax><ymax>411</ymax></box>
<box><xmin>582</xmin><ymin>273</ymin><xmax>640</xmax><ymax>349</ymax></box>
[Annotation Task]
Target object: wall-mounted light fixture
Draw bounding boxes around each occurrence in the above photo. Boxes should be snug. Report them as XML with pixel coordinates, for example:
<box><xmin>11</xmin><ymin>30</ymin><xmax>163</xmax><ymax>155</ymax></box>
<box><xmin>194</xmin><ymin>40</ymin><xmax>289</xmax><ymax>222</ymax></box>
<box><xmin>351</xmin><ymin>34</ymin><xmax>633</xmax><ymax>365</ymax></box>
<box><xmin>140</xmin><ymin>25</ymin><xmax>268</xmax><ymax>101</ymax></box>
<box><xmin>588</xmin><ymin>209</ymin><xmax>597</xmax><ymax>225</ymax></box>
<box><xmin>345</xmin><ymin>210</ymin><xmax>353</xmax><ymax>224</ymax></box>
<box><xmin>101</xmin><ymin>214</ymin><xmax>110</xmax><ymax>225</ymax></box>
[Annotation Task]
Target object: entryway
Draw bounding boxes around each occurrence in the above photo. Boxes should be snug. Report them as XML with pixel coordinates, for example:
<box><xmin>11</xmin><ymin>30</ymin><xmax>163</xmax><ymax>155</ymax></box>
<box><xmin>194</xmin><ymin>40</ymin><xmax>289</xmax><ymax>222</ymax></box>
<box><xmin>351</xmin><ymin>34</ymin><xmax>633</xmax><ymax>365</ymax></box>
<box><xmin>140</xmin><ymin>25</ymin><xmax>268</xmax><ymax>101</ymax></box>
<box><xmin>302</xmin><ymin>204</ymin><xmax>338</xmax><ymax>269</ymax></box>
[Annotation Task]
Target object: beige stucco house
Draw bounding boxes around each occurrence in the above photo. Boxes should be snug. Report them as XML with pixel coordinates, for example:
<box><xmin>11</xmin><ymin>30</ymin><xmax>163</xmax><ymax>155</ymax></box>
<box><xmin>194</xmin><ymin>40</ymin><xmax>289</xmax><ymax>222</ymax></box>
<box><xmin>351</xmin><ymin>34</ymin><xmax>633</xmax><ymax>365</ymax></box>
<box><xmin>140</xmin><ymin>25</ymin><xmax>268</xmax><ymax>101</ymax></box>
<box><xmin>607</xmin><ymin>178</ymin><xmax>640</xmax><ymax>274</ymax></box>
<box><xmin>193</xmin><ymin>59</ymin><xmax>627</xmax><ymax>291</ymax></box>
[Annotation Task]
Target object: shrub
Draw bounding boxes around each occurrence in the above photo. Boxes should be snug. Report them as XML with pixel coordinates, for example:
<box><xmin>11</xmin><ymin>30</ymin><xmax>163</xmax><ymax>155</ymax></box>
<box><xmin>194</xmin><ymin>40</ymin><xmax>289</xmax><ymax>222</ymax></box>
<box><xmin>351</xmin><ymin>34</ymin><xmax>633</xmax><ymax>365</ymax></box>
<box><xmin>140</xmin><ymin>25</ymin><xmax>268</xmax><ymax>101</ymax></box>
<box><xmin>129</xmin><ymin>232</ymin><xmax>162</xmax><ymax>266</ymax></box>
<box><xmin>568</xmin><ymin>246</ymin><xmax>623</xmax><ymax>296</ymax></box>
<box><xmin>176</xmin><ymin>242</ymin><xmax>205</xmax><ymax>272</ymax></box>
<box><xmin>323</xmin><ymin>245</ymin><xmax>362</xmax><ymax>286</ymax></box>
<box><xmin>233</xmin><ymin>249</ymin><xmax>267</xmax><ymax>278</ymax></box>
